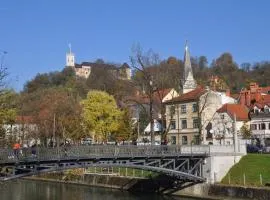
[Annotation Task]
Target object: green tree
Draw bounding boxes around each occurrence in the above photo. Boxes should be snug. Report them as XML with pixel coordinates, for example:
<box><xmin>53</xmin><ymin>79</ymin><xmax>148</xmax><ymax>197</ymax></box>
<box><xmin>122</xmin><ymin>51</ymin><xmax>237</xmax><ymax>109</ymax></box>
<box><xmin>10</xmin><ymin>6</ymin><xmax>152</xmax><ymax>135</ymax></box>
<box><xmin>111</xmin><ymin>108</ymin><xmax>133</xmax><ymax>143</ymax></box>
<box><xmin>240</xmin><ymin>122</ymin><xmax>251</xmax><ymax>139</ymax></box>
<box><xmin>0</xmin><ymin>90</ymin><xmax>17</xmax><ymax>146</ymax></box>
<box><xmin>81</xmin><ymin>90</ymin><xmax>122</xmax><ymax>143</ymax></box>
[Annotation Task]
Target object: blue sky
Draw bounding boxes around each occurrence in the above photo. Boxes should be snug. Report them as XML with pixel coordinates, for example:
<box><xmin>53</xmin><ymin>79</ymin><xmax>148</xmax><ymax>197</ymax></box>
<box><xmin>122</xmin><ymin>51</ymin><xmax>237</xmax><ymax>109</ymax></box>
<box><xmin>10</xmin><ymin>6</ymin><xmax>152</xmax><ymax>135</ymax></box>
<box><xmin>1</xmin><ymin>0</ymin><xmax>270</xmax><ymax>91</ymax></box>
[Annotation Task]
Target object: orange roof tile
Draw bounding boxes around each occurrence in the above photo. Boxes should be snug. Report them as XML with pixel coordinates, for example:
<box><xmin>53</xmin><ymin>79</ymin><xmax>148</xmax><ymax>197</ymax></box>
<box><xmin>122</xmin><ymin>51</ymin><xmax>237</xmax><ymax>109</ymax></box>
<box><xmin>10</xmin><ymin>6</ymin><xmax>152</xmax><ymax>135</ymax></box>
<box><xmin>217</xmin><ymin>104</ymin><xmax>249</xmax><ymax>121</ymax></box>
<box><xmin>16</xmin><ymin>116</ymin><xmax>35</xmax><ymax>124</ymax></box>
<box><xmin>165</xmin><ymin>86</ymin><xmax>206</xmax><ymax>103</ymax></box>
<box><xmin>261</xmin><ymin>86</ymin><xmax>270</xmax><ymax>94</ymax></box>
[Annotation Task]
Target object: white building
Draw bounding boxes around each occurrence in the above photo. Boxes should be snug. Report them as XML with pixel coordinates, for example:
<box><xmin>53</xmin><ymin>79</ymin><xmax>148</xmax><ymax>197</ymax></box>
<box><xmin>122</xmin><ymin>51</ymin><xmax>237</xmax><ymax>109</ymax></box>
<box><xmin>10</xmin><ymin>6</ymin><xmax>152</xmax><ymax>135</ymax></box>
<box><xmin>250</xmin><ymin>103</ymin><xmax>270</xmax><ymax>146</ymax></box>
<box><xmin>208</xmin><ymin>104</ymin><xmax>250</xmax><ymax>145</ymax></box>
<box><xmin>4</xmin><ymin>116</ymin><xmax>38</xmax><ymax>146</ymax></box>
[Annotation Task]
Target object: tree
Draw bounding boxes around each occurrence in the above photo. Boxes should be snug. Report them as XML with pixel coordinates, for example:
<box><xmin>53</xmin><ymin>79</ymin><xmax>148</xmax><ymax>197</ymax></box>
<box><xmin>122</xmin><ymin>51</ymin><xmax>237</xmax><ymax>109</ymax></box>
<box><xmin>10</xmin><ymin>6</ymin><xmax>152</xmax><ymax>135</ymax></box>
<box><xmin>0</xmin><ymin>90</ymin><xmax>17</xmax><ymax>146</ymax></box>
<box><xmin>19</xmin><ymin>87</ymin><xmax>82</xmax><ymax>146</ymax></box>
<box><xmin>130</xmin><ymin>44</ymin><xmax>160</xmax><ymax>145</ymax></box>
<box><xmin>198</xmin><ymin>56</ymin><xmax>208</xmax><ymax>70</ymax></box>
<box><xmin>81</xmin><ymin>90</ymin><xmax>122</xmax><ymax>143</ymax></box>
<box><xmin>111</xmin><ymin>108</ymin><xmax>133</xmax><ymax>143</ymax></box>
<box><xmin>240</xmin><ymin>122</ymin><xmax>251</xmax><ymax>139</ymax></box>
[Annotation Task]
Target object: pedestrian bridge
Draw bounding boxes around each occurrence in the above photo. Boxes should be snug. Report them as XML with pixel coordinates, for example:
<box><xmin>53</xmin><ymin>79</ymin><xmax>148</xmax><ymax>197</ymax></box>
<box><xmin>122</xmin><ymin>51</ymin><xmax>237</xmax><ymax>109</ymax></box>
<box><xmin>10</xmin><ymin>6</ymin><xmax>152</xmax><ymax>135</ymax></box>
<box><xmin>0</xmin><ymin>145</ymin><xmax>245</xmax><ymax>185</ymax></box>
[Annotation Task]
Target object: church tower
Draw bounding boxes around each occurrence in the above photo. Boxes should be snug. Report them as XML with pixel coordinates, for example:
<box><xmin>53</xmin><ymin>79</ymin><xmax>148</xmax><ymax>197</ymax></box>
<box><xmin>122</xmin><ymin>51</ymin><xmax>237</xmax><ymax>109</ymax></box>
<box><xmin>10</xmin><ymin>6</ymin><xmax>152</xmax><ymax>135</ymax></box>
<box><xmin>66</xmin><ymin>43</ymin><xmax>75</xmax><ymax>67</ymax></box>
<box><xmin>181</xmin><ymin>42</ymin><xmax>197</xmax><ymax>94</ymax></box>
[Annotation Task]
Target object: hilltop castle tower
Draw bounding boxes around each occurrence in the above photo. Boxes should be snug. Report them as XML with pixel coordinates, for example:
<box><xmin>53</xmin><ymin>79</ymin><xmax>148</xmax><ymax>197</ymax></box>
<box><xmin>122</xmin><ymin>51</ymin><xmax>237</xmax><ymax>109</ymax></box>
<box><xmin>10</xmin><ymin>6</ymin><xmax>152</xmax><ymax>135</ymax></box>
<box><xmin>181</xmin><ymin>42</ymin><xmax>197</xmax><ymax>94</ymax></box>
<box><xmin>66</xmin><ymin>44</ymin><xmax>75</xmax><ymax>67</ymax></box>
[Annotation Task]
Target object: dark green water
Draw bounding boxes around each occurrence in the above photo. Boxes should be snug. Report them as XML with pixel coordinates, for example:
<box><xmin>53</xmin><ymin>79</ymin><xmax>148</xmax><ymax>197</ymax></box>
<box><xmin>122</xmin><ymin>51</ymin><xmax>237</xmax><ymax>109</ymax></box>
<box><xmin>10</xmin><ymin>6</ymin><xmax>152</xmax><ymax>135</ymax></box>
<box><xmin>0</xmin><ymin>179</ymin><xmax>205</xmax><ymax>200</ymax></box>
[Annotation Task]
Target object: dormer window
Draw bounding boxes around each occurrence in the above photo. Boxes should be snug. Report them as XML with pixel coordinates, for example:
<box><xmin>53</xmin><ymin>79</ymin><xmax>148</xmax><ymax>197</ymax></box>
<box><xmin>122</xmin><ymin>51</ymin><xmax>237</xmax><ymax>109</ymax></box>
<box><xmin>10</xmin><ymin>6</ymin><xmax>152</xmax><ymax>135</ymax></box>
<box><xmin>255</xmin><ymin>109</ymin><xmax>259</xmax><ymax>115</ymax></box>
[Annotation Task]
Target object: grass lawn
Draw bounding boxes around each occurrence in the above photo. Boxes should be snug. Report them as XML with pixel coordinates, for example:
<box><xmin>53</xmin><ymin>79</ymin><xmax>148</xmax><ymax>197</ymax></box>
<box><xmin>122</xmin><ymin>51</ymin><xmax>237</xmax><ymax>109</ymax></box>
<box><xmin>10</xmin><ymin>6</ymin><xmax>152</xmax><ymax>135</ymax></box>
<box><xmin>221</xmin><ymin>154</ymin><xmax>270</xmax><ymax>186</ymax></box>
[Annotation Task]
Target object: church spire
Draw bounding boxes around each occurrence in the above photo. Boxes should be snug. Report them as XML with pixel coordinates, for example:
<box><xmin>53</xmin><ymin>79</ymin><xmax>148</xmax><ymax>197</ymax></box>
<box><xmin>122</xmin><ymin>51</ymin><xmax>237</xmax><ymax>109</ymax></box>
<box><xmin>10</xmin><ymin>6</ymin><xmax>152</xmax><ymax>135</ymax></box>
<box><xmin>183</xmin><ymin>40</ymin><xmax>192</xmax><ymax>81</ymax></box>
<box><xmin>181</xmin><ymin>41</ymin><xmax>197</xmax><ymax>94</ymax></box>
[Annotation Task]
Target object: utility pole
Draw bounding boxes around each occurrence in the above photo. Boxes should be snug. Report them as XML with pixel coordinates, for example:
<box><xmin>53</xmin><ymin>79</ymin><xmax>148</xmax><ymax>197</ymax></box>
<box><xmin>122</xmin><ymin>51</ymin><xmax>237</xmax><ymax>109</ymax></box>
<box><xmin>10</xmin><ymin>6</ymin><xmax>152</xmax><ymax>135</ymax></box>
<box><xmin>53</xmin><ymin>113</ymin><xmax>56</xmax><ymax>148</ymax></box>
<box><xmin>149</xmin><ymin>78</ymin><xmax>155</xmax><ymax>145</ymax></box>
<box><xmin>233</xmin><ymin>113</ymin><xmax>238</xmax><ymax>164</ymax></box>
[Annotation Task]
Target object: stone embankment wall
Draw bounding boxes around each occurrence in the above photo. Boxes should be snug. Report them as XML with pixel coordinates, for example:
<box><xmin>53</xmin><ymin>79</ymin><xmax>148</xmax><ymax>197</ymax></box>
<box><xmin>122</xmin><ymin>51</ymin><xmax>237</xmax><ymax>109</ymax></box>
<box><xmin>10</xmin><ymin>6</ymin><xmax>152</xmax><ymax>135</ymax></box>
<box><xmin>31</xmin><ymin>172</ymin><xmax>160</xmax><ymax>192</ymax></box>
<box><xmin>209</xmin><ymin>184</ymin><xmax>270</xmax><ymax>200</ymax></box>
<box><xmin>30</xmin><ymin>172</ymin><xmax>270</xmax><ymax>199</ymax></box>
<box><xmin>175</xmin><ymin>183</ymin><xmax>270</xmax><ymax>200</ymax></box>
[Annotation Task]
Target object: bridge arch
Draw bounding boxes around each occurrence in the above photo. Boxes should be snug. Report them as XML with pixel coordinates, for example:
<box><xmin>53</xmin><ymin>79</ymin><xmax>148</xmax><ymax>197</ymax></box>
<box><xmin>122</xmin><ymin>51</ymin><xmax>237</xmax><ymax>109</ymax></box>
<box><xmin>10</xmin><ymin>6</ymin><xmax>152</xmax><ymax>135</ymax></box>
<box><xmin>0</xmin><ymin>145</ymin><xmax>208</xmax><ymax>182</ymax></box>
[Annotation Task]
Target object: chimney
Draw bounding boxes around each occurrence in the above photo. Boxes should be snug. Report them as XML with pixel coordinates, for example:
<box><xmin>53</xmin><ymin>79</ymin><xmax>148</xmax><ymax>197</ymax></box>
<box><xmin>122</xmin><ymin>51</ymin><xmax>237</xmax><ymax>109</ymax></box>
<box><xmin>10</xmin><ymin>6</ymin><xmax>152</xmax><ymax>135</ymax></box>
<box><xmin>246</xmin><ymin>91</ymin><xmax>251</xmax><ymax>106</ymax></box>
<box><xmin>226</xmin><ymin>89</ymin><xmax>230</xmax><ymax>97</ymax></box>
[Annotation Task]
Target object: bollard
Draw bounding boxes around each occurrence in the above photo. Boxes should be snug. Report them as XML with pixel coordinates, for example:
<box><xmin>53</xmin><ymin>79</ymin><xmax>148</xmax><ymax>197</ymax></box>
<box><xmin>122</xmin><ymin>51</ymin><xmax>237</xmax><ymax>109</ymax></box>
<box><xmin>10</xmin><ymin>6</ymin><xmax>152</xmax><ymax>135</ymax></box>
<box><xmin>228</xmin><ymin>173</ymin><xmax>231</xmax><ymax>184</ymax></box>
<box><xmin>260</xmin><ymin>174</ymin><xmax>263</xmax><ymax>186</ymax></box>
<box><xmin>243</xmin><ymin>173</ymin><xmax>246</xmax><ymax>186</ymax></box>
<box><xmin>118</xmin><ymin>167</ymin><xmax>120</xmax><ymax>176</ymax></box>
<box><xmin>133</xmin><ymin>169</ymin><xmax>135</xmax><ymax>177</ymax></box>
<box><xmin>125</xmin><ymin>168</ymin><xmax>127</xmax><ymax>177</ymax></box>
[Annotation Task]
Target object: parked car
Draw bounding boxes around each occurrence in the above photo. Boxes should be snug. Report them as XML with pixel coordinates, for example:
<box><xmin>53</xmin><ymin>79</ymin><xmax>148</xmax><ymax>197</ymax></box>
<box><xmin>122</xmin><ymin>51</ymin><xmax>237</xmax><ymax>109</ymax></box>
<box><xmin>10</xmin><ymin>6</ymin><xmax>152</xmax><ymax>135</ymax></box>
<box><xmin>81</xmin><ymin>138</ymin><xmax>93</xmax><ymax>145</ymax></box>
<box><xmin>247</xmin><ymin>144</ymin><xmax>263</xmax><ymax>153</ymax></box>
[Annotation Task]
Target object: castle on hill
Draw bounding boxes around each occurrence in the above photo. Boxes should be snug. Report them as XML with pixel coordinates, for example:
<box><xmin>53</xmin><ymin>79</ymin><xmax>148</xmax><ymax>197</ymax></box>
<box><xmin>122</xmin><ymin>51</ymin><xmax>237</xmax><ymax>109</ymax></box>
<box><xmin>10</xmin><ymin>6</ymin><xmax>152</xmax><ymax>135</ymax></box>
<box><xmin>65</xmin><ymin>44</ymin><xmax>132</xmax><ymax>80</ymax></box>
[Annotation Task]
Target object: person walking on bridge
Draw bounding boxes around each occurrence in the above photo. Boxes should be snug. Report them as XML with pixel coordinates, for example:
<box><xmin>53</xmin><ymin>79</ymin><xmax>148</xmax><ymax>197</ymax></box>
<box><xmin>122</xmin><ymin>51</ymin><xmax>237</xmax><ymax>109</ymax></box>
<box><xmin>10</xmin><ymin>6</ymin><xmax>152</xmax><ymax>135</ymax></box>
<box><xmin>13</xmin><ymin>142</ymin><xmax>21</xmax><ymax>158</ymax></box>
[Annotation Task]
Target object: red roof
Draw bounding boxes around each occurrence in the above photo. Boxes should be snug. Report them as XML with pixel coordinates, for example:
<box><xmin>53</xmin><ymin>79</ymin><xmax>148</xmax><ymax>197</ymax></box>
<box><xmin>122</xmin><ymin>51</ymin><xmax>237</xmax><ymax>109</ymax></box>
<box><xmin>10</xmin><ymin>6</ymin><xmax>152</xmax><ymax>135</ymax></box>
<box><xmin>165</xmin><ymin>86</ymin><xmax>206</xmax><ymax>103</ymax></box>
<box><xmin>261</xmin><ymin>86</ymin><xmax>270</xmax><ymax>94</ymax></box>
<box><xmin>261</xmin><ymin>94</ymin><xmax>270</xmax><ymax>103</ymax></box>
<box><xmin>217</xmin><ymin>104</ymin><xmax>249</xmax><ymax>121</ymax></box>
<box><xmin>124</xmin><ymin>88</ymin><xmax>176</xmax><ymax>105</ymax></box>
<box><xmin>16</xmin><ymin>116</ymin><xmax>34</xmax><ymax>124</ymax></box>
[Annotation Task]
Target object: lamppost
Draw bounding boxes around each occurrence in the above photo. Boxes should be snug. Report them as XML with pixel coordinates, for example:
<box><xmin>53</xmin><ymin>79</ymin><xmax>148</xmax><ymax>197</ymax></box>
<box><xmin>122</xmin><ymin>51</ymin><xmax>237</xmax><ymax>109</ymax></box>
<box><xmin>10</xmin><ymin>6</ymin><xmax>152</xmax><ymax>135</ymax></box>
<box><xmin>177</xmin><ymin>104</ymin><xmax>180</xmax><ymax>145</ymax></box>
<box><xmin>149</xmin><ymin>78</ymin><xmax>155</xmax><ymax>145</ymax></box>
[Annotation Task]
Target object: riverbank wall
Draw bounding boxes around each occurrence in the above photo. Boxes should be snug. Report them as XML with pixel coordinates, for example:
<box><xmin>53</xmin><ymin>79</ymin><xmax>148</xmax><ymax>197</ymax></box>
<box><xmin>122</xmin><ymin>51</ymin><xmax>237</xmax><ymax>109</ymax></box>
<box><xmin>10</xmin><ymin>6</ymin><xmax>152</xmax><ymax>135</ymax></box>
<box><xmin>28</xmin><ymin>172</ymin><xmax>270</xmax><ymax>200</ymax></box>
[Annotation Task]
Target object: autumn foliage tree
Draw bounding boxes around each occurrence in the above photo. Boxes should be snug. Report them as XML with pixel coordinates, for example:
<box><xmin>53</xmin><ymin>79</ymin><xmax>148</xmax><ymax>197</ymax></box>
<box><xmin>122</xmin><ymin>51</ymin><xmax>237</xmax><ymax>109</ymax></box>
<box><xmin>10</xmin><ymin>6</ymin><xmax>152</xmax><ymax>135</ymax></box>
<box><xmin>81</xmin><ymin>91</ymin><xmax>122</xmax><ymax>143</ymax></box>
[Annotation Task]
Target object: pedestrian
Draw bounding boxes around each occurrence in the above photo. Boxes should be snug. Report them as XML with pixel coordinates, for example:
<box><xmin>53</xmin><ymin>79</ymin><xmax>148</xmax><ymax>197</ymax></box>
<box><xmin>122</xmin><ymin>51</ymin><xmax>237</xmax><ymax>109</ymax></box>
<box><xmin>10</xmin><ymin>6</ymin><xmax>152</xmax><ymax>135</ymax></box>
<box><xmin>13</xmin><ymin>142</ymin><xmax>21</xmax><ymax>158</ymax></box>
<box><xmin>31</xmin><ymin>143</ymin><xmax>37</xmax><ymax>157</ymax></box>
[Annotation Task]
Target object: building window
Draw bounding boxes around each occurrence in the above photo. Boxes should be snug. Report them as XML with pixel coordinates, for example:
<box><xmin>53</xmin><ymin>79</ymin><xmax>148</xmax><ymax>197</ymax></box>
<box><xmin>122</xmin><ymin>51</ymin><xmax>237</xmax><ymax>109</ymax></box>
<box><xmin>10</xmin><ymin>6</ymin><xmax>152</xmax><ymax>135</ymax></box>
<box><xmin>269</xmin><ymin>123</ymin><xmax>270</xmax><ymax>130</ymax></box>
<box><xmin>221</xmin><ymin>114</ymin><xmax>225</xmax><ymax>119</ymax></box>
<box><xmin>170</xmin><ymin>120</ymin><xmax>176</xmax><ymax>130</ymax></box>
<box><xmin>262</xmin><ymin>123</ymin><xmax>266</xmax><ymax>130</ymax></box>
<box><xmin>251</xmin><ymin>124</ymin><xmax>257</xmax><ymax>130</ymax></box>
<box><xmin>181</xmin><ymin>105</ymin><xmax>186</xmax><ymax>114</ymax></box>
<box><xmin>170</xmin><ymin>105</ymin><xmax>176</xmax><ymax>116</ymax></box>
<box><xmin>182</xmin><ymin>136</ymin><xmax>188</xmax><ymax>145</ymax></box>
<box><xmin>181</xmin><ymin>119</ymin><xmax>187</xmax><ymax>129</ymax></box>
<box><xmin>193</xmin><ymin>118</ymin><xmax>199</xmax><ymax>128</ymax></box>
<box><xmin>171</xmin><ymin>136</ymin><xmax>176</xmax><ymax>145</ymax></box>
<box><xmin>194</xmin><ymin>135</ymin><xmax>200</xmax><ymax>145</ymax></box>
<box><xmin>192</xmin><ymin>103</ymin><xmax>198</xmax><ymax>112</ymax></box>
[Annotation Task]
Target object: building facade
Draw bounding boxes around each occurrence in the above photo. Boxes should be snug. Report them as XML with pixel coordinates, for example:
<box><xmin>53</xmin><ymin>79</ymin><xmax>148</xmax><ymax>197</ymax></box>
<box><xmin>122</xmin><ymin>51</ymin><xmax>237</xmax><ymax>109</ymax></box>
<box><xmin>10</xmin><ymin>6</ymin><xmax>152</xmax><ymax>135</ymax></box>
<box><xmin>209</xmin><ymin>104</ymin><xmax>249</xmax><ymax>145</ymax></box>
<box><xmin>164</xmin><ymin>43</ymin><xmax>235</xmax><ymax>145</ymax></box>
<box><xmin>250</xmin><ymin>103</ymin><xmax>270</xmax><ymax>146</ymax></box>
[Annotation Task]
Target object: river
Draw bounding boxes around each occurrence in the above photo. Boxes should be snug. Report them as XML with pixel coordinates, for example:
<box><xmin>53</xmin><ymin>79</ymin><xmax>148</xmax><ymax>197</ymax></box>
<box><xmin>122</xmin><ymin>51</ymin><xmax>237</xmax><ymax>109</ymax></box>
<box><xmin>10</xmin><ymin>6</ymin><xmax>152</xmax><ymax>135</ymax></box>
<box><xmin>0</xmin><ymin>179</ymin><xmax>209</xmax><ymax>200</ymax></box>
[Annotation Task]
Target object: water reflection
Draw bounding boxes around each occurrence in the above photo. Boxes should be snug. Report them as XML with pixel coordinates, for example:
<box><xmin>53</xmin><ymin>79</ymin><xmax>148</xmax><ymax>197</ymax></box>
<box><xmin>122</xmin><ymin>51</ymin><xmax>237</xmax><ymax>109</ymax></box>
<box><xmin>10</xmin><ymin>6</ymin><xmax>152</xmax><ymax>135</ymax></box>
<box><xmin>0</xmin><ymin>179</ymin><xmax>200</xmax><ymax>200</ymax></box>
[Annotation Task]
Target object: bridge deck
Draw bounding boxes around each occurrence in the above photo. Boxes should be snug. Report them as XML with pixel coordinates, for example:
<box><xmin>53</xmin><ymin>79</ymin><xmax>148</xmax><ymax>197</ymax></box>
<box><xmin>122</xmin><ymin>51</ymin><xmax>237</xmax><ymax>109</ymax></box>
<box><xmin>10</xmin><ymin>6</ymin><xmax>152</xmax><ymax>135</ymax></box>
<box><xmin>0</xmin><ymin>145</ymin><xmax>245</xmax><ymax>182</ymax></box>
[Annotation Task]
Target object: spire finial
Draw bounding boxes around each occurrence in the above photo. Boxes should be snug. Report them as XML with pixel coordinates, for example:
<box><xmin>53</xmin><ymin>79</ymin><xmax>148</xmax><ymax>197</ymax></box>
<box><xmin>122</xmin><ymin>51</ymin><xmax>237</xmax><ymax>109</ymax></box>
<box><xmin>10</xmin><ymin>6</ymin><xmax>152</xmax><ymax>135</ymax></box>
<box><xmin>68</xmin><ymin>43</ymin><xmax>72</xmax><ymax>54</ymax></box>
<box><xmin>185</xmin><ymin>40</ymin><xmax>188</xmax><ymax>51</ymax></box>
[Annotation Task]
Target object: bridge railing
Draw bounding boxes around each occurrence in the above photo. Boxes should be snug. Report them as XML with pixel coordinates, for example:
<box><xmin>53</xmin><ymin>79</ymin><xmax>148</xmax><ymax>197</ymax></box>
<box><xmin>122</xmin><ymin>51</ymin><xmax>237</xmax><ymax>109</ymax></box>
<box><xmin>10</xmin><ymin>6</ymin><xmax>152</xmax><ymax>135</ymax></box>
<box><xmin>0</xmin><ymin>145</ymin><xmax>212</xmax><ymax>164</ymax></box>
